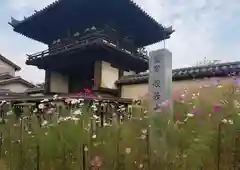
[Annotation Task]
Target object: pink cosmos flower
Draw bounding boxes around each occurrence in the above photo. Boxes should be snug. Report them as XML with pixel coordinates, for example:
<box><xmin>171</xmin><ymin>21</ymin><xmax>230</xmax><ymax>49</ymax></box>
<box><xmin>77</xmin><ymin>92</ymin><xmax>83</xmax><ymax>96</ymax></box>
<box><xmin>213</xmin><ymin>103</ymin><xmax>221</xmax><ymax>113</ymax></box>
<box><xmin>84</xmin><ymin>88</ymin><xmax>91</xmax><ymax>94</ymax></box>
<box><xmin>235</xmin><ymin>78</ymin><xmax>240</xmax><ymax>87</ymax></box>
<box><xmin>192</xmin><ymin>108</ymin><xmax>200</xmax><ymax>114</ymax></box>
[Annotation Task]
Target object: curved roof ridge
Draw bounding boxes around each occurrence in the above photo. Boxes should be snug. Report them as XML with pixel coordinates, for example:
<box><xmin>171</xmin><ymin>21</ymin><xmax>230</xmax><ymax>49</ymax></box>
<box><xmin>9</xmin><ymin>0</ymin><xmax>62</xmax><ymax>27</ymax></box>
<box><xmin>129</xmin><ymin>0</ymin><xmax>161</xmax><ymax>28</ymax></box>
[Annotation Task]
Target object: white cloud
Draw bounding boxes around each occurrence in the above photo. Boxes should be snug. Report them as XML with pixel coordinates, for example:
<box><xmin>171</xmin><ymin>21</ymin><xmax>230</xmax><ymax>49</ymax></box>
<box><xmin>1</xmin><ymin>0</ymin><xmax>240</xmax><ymax>83</ymax></box>
<box><xmin>136</xmin><ymin>0</ymin><xmax>240</xmax><ymax>67</ymax></box>
<box><xmin>7</xmin><ymin>0</ymin><xmax>54</xmax><ymax>13</ymax></box>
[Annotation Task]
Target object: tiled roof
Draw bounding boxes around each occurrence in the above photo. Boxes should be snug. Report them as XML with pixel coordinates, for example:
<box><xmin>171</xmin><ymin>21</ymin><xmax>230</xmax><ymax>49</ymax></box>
<box><xmin>9</xmin><ymin>0</ymin><xmax>174</xmax><ymax>46</ymax></box>
<box><xmin>116</xmin><ymin>61</ymin><xmax>240</xmax><ymax>85</ymax></box>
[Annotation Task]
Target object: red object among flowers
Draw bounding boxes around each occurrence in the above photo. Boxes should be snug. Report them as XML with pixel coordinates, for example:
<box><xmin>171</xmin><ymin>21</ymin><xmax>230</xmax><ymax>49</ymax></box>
<box><xmin>175</xmin><ymin>113</ymin><xmax>180</xmax><ymax>120</ymax></box>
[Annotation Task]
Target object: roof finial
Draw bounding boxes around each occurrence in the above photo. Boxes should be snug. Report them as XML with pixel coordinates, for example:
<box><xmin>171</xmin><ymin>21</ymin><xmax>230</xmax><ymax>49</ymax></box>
<box><xmin>8</xmin><ymin>17</ymin><xmax>20</xmax><ymax>27</ymax></box>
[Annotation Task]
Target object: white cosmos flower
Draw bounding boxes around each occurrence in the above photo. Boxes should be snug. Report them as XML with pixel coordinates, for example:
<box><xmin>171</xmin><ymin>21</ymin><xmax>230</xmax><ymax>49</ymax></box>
<box><xmin>84</xmin><ymin>146</ymin><xmax>88</xmax><ymax>152</ymax></box>
<box><xmin>139</xmin><ymin>164</ymin><xmax>144</xmax><ymax>169</ymax></box>
<box><xmin>221</xmin><ymin>119</ymin><xmax>228</xmax><ymax>124</ymax></box>
<box><xmin>41</xmin><ymin>99</ymin><xmax>49</xmax><ymax>103</ymax></box>
<box><xmin>233</xmin><ymin>100</ymin><xmax>240</xmax><ymax>108</ymax></box>
<box><xmin>41</xmin><ymin>120</ymin><xmax>48</xmax><ymax>126</ymax></box>
<box><xmin>53</xmin><ymin>94</ymin><xmax>59</xmax><ymax>100</ymax></box>
<box><xmin>228</xmin><ymin>120</ymin><xmax>233</xmax><ymax>124</ymax></box>
<box><xmin>78</xmin><ymin>98</ymin><xmax>84</xmax><ymax>102</ymax></box>
<box><xmin>6</xmin><ymin>111</ymin><xmax>13</xmax><ymax>116</ymax></box>
<box><xmin>65</xmin><ymin>116</ymin><xmax>72</xmax><ymax>121</ymax></box>
<box><xmin>71</xmin><ymin>117</ymin><xmax>80</xmax><ymax>121</ymax></box>
<box><xmin>73</xmin><ymin>109</ymin><xmax>82</xmax><ymax>115</ymax></box>
<box><xmin>125</xmin><ymin>148</ymin><xmax>131</xmax><ymax>154</ymax></box>
<box><xmin>93</xmin><ymin>114</ymin><xmax>99</xmax><ymax>119</ymax></box>
<box><xmin>38</xmin><ymin>103</ymin><xmax>45</xmax><ymax>109</ymax></box>
<box><xmin>141</xmin><ymin>129</ymin><xmax>147</xmax><ymax>134</ymax></box>
<box><xmin>187</xmin><ymin>113</ymin><xmax>194</xmax><ymax>117</ymax></box>
<box><xmin>71</xmin><ymin>99</ymin><xmax>78</xmax><ymax>105</ymax></box>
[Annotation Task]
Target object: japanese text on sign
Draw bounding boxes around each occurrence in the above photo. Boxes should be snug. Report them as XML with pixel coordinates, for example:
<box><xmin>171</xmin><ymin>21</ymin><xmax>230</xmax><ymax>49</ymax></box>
<box><xmin>148</xmin><ymin>49</ymin><xmax>172</xmax><ymax>112</ymax></box>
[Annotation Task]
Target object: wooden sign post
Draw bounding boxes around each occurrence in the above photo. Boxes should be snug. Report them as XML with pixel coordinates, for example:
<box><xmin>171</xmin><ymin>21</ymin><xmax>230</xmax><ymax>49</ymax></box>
<box><xmin>148</xmin><ymin>48</ymin><xmax>172</xmax><ymax>112</ymax></box>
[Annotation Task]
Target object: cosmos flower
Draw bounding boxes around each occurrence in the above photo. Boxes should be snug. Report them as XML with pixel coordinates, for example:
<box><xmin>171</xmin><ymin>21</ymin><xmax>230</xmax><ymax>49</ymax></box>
<box><xmin>235</xmin><ymin>78</ymin><xmax>240</xmax><ymax>87</ymax></box>
<box><xmin>213</xmin><ymin>103</ymin><xmax>221</xmax><ymax>113</ymax></box>
<box><xmin>84</xmin><ymin>88</ymin><xmax>92</xmax><ymax>94</ymax></box>
<box><xmin>192</xmin><ymin>108</ymin><xmax>200</xmax><ymax>114</ymax></box>
<box><xmin>187</xmin><ymin>113</ymin><xmax>194</xmax><ymax>118</ymax></box>
<box><xmin>38</xmin><ymin>103</ymin><xmax>45</xmax><ymax>109</ymax></box>
<box><xmin>125</xmin><ymin>148</ymin><xmax>131</xmax><ymax>154</ymax></box>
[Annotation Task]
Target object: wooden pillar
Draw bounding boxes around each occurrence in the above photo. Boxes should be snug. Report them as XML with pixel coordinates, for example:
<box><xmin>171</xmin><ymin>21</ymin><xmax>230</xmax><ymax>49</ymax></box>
<box><xmin>44</xmin><ymin>70</ymin><xmax>51</xmax><ymax>94</ymax></box>
<box><xmin>93</xmin><ymin>61</ymin><xmax>102</xmax><ymax>90</ymax></box>
<box><xmin>117</xmin><ymin>70</ymin><xmax>124</xmax><ymax>97</ymax></box>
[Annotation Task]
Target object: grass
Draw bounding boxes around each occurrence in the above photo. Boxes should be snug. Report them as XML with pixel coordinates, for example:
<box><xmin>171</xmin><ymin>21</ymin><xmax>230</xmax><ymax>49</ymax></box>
<box><xmin>0</xmin><ymin>80</ymin><xmax>240</xmax><ymax>169</ymax></box>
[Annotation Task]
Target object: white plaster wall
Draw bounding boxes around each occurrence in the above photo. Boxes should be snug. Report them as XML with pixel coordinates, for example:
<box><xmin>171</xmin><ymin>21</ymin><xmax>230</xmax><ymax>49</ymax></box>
<box><xmin>0</xmin><ymin>83</ymin><xmax>29</xmax><ymax>93</ymax></box>
<box><xmin>123</xmin><ymin>71</ymin><xmax>136</xmax><ymax>76</ymax></box>
<box><xmin>101</xmin><ymin>61</ymin><xmax>119</xmax><ymax>89</ymax></box>
<box><xmin>29</xmin><ymin>93</ymin><xmax>44</xmax><ymax>97</ymax></box>
<box><xmin>121</xmin><ymin>84</ymin><xmax>148</xmax><ymax>100</ymax></box>
<box><xmin>121</xmin><ymin>77</ymin><xmax>236</xmax><ymax>100</ymax></box>
<box><xmin>0</xmin><ymin>60</ymin><xmax>15</xmax><ymax>76</ymax></box>
<box><xmin>50</xmin><ymin>71</ymin><xmax>69</xmax><ymax>93</ymax></box>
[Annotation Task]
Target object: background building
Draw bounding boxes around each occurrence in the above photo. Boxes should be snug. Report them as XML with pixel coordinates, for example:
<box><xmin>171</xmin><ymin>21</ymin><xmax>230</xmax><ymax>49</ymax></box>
<box><xmin>0</xmin><ymin>54</ymin><xmax>35</xmax><ymax>96</ymax></box>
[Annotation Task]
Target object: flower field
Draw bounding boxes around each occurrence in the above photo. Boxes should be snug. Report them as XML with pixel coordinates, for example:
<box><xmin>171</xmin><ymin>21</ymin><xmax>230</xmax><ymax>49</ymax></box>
<box><xmin>0</xmin><ymin>81</ymin><xmax>239</xmax><ymax>169</ymax></box>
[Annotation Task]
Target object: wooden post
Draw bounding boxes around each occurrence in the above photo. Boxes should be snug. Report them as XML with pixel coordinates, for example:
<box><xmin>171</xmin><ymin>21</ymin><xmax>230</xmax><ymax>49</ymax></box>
<box><xmin>20</xmin><ymin>118</ymin><xmax>24</xmax><ymax>170</ymax></box>
<box><xmin>217</xmin><ymin>123</ymin><xmax>222</xmax><ymax>170</ymax></box>
<box><xmin>36</xmin><ymin>144</ymin><xmax>40</xmax><ymax>170</ymax></box>
<box><xmin>0</xmin><ymin>132</ymin><xmax>2</xmax><ymax>158</ymax></box>
<box><xmin>82</xmin><ymin>144</ymin><xmax>87</xmax><ymax>170</ymax></box>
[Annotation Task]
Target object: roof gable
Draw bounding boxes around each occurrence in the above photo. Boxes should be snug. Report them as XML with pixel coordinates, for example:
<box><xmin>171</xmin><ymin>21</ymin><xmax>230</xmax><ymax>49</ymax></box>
<box><xmin>0</xmin><ymin>54</ymin><xmax>21</xmax><ymax>71</ymax></box>
<box><xmin>0</xmin><ymin>77</ymin><xmax>35</xmax><ymax>88</ymax></box>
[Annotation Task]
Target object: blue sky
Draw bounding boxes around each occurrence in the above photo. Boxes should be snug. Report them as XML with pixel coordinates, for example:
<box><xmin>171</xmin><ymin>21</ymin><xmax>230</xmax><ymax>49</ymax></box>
<box><xmin>0</xmin><ymin>0</ymin><xmax>239</xmax><ymax>83</ymax></box>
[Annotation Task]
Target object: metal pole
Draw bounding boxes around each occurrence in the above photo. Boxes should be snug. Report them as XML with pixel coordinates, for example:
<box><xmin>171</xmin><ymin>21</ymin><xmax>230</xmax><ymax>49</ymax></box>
<box><xmin>163</xmin><ymin>31</ymin><xmax>166</xmax><ymax>49</ymax></box>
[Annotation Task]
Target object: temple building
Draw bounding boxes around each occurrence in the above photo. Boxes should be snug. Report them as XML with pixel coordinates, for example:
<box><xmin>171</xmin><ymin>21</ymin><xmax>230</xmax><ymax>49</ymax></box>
<box><xmin>9</xmin><ymin>0</ymin><xmax>239</xmax><ymax>101</ymax></box>
<box><xmin>0</xmin><ymin>54</ymin><xmax>35</xmax><ymax>97</ymax></box>
<box><xmin>9</xmin><ymin>0</ymin><xmax>173</xmax><ymax>98</ymax></box>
